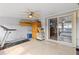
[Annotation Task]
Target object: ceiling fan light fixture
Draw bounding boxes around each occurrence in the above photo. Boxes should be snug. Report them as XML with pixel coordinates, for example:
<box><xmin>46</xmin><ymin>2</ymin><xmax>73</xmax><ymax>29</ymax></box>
<box><xmin>28</xmin><ymin>15</ymin><xmax>33</xmax><ymax>18</ymax></box>
<box><xmin>25</xmin><ymin>10</ymin><xmax>40</xmax><ymax>18</ymax></box>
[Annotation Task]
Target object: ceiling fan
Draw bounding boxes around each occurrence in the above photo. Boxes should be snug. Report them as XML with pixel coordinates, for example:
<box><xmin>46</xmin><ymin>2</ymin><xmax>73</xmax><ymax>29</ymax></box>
<box><xmin>25</xmin><ymin>9</ymin><xmax>41</xmax><ymax>18</ymax></box>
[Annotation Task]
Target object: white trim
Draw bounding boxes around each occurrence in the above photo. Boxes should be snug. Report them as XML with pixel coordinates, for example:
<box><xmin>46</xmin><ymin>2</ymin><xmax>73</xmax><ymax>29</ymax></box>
<box><xmin>72</xmin><ymin>11</ymin><xmax>77</xmax><ymax>47</ymax></box>
<box><xmin>76</xmin><ymin>9</ymin><xmax>79</xmax><ymax>48</ymax></box>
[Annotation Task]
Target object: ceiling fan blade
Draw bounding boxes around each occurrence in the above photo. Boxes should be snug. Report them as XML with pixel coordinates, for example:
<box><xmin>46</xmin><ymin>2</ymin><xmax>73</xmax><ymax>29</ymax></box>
<box><xmin>33</xmin><ymin>14</ymin><xmax>40</xmax><ymax>18</ymax></box>
<box><xmin>23</xmin><ymin>9</ymin><xmax>41</xmax><ymax>18</ymax></box>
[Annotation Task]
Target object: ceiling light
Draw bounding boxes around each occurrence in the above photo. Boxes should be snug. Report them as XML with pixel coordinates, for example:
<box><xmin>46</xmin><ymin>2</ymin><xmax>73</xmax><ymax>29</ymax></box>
<box><xmin>28</xmin><ymin>15</ymin><xmax>33</xmax><ymax>18</ymax></box>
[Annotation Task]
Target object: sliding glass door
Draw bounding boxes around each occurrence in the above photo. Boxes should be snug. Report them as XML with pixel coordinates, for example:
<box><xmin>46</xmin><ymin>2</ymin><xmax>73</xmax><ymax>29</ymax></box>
<box><xmin>49</xmin><ymin>15</ymin><xmax>72</xmax><ymax>43</ymax></box>
<box><xmin>47</xmin><ymin>12</ymin><xmax>76</xmax><ymax>47</ymax></box>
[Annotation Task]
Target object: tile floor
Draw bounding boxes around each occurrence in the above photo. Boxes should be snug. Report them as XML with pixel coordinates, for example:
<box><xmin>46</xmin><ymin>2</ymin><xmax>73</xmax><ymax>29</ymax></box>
<box><xmin>0</xmin><ymin>40</ymin><xmax>76</xmax><ymax>55</ymax></box>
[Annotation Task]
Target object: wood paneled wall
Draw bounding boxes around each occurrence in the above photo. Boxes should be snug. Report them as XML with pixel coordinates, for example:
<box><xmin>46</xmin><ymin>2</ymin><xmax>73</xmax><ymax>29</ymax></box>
<box><xmin>19</xmin><ymin>20</ymin><xmax>41</xmax><ymax>39</ymax></box>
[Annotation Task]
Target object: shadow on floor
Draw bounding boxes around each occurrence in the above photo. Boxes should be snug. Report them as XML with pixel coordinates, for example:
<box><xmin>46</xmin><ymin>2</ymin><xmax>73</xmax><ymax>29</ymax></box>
<box><xmin>0</xmin><ymin>39</ymin><xmax>30</xmax><ymax>50</ymax></box>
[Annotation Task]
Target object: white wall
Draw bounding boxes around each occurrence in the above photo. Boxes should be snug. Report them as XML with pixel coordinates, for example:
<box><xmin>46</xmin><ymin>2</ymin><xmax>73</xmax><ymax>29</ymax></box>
<box><xmin>0</xmin><ymin>17</ymin><xmax>32</xmax><ymax>43</ymax></box>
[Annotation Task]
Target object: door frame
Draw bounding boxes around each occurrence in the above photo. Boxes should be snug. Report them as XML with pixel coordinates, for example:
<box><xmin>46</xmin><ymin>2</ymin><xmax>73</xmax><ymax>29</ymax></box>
<box><xmin>46</xmin><ymin>11</ymin><xmax>77</xmax><ymax>47</ymax></box>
